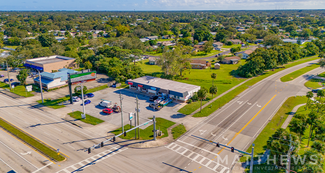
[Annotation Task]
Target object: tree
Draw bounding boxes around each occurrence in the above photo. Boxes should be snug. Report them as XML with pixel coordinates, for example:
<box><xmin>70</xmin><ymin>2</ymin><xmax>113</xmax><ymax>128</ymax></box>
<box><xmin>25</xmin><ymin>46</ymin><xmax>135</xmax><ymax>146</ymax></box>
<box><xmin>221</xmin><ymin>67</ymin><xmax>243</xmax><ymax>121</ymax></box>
<box><xmin>264</xmin><ymin>34</ymin><xmax>283</xmax><ymax>46</ymax></box>
<box><xmin>211</xmin><ymin>73</ymin><xmax>217</xmax><ymax>85</ymax></box>
<box><xmin>307</xmin><ymin>111</ymin><xmax>320</xmax><ymax>147</ymax></box>
<box><xmin>303</xmin><ymin>149</ymin><xmax>324</xmax><ymax>171</ymax></box>
<box><xmin>197</xmin><ymin>88</ymin><xmax>207</xmax><ymax>112</ymax></box>
<box><xmin>84</xmin><ymin>61</ymin><xmax>93</xmax><ymax>69</ymax></box>
<box><xmin>289</xmin><ymin>118</ymin><xmax>306</xmax><ymax>142</ymax></box>
<box><xmin>16</xmin><ymin>69</ymin><xmax>29</xmax><ymax>85</ymax></box>
<box><xmin>303</xmin><ymin>163</ymin><xmax>323</xmax><ymax>173</ymax></box>
<box><xmin>306</xmin><ymin>91</ymin><xmax>314</xmax><ymax>110</ymax></box>
<box><xmin>319</xmin><ymin>58</ymin><xmax>325</xmax><ymax>69</ymax></box>
<box><xmin>311</xmin><ymin>141</ymin><xmax>325</xmax><ymax>154</ymax></box>
<box><xmin>37</xmin><ymin>34</ymin><xmax>57</xmax><ymax>47</ymax></box>
<box><xmin>203</xmin><ymin>41</ymin><xmax>213</xmax><ymax>54</ymax></box>
<box><xmin>115</xmin><ymin>25</ymin><xmax>130</xmax><ymax>37</ymax></box>
<box><xmin>74</xmin><ymin>86</ymin><xmax>88</xmax><ymax>95</ymax></box>
<box><xmin>209</xmin><ymin>85</ymin><xmax>217</xmax><ymax>99</ymax></box>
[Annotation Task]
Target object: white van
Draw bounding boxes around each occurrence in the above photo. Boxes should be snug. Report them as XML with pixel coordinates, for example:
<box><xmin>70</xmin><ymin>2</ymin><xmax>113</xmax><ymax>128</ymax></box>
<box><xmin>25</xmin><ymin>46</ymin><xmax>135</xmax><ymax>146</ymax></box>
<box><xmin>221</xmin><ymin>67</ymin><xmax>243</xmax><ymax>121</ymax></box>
<box><xmin>99</xmin><ymin>100</ymin><xmax>112</xmax><ymax>108</ymax></box>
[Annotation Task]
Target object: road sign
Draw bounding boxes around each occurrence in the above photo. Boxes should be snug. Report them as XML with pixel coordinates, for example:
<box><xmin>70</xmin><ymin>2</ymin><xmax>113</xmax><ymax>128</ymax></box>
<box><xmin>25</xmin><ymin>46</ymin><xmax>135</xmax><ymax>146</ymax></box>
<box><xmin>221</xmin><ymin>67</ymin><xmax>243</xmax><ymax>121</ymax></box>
<box><xmin>144</xmin><ymin>122</ymin><xmax>148</xmax><ymax>125</ymax></box>
<box><xmin>26</xmin><ymin>85</ymin><xmax>32</xmax><ymax>92</ymax></box>
<box><xmin>129</xmin><ymin>113</ymin><xmax>133</xmax><ymax>120</ymax></box>
<box><xmin>81</xmin><ymin>113</ymin><xmax>85</xmax><ymax>119</ymax></box>
<box><xmin>70</xmin><ymin>71</ymin><xmax>97</xmax><ymax>83</ymax></box>
<box><xmin>135</xmin><ymin>108</ymin><xmax>140</xmax><ymax>112</ymax></box>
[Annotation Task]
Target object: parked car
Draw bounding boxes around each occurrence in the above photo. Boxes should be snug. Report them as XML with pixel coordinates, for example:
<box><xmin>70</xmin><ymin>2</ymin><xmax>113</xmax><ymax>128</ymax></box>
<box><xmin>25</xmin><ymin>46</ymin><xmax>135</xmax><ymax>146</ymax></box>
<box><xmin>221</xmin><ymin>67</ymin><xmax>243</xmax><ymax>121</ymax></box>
<box><xmin>149</xmin><ymin>95</ymin><xmax>159</xmax><ymax>102</ymax></box>
<box><xmin>3</xmin><ymin>78</ymin><xmax>14</xmax><ymax>82</ymax></box>
<box><xmin>86</xmin><ymin>93</ymin><xmax>94</xmax><ymax>98</ymax></box>
<box><xmin>99</xmin><ymin>100</ymin><xmax>112</xmax><ymax>108</ymax></box>
<box><xmin>11</xmin><ymin>82</ymin><xmax>20</xmax><ymax>87</ymax></box>
<box><xmin>102</xmin><ymin>108</ymin><xmax>113</xmax><ymax>114</ymax></box>
<box><xmin>79</xmin><ymin>94</ymin><xmax>88</xmax><ymax>99</ymax></box>
<box><xmin>149</xmin><ymin>103</ymin><xmax>162</xmax><ymax>111</ymax></box>
<box><xmin>73</xmin><ymin>96</ymin><xmax>80</xmax><ymax>102</ymax></box>
<box><xmin>312</xmin><ymin>89</ymin><xmax>320</xmax><ymax>93</ymax></box>
<box><xmin>0</xmin><ymin>74</ymin><xmax>4</xmax><ymax>78</ymax></box>
<box><xmin>81</xmin><ymin>99</ymin><xmax>91</xmax><ymax>105</ymax></box>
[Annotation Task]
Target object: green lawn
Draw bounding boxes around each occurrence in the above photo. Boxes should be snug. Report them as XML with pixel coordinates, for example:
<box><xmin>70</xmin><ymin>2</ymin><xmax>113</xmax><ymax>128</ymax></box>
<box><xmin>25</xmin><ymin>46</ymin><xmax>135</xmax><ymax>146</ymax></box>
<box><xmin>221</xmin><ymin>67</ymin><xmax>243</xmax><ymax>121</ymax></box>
<box><xmin>145</xmin><ymin>51</ymin><xmax>163</xmax><ymax>56</ymax></box>
<box><xmin>3</xmin><ymin>45</ymin><xmax>18</xmax><ymax>49</ymax></box>
<box><xmin>137</xmin><ymin>60</ymin><xmax>162</xmax><ymax>75</ymax></box>
<box><xmin>172</xmin><ymin>124</ymin><xmax>187</xmax><ymax>139</ymax></box>
<box><xmin>68</xmin><ymin>111</ymin><xmax>104</xmax><ymax>125</ymax></box>
<box><xmin>304</xmin><ymin>78</ymin><xmax>324</xmax><ymax>89</ymax></box>
<box><xmin>0</xmin><ymin>82</ymin><xmax>34</xmax><ymax>97</ymax></box>
<box><xmin>111</xmin><ymin>118</ymin><xmax>175</xmax><ymax>140</ymax></box>
<box><xmin>0</xmin><ymin>117</ymin><xmax>65</xmax><ymax>161</ymax></box>
<box><xmin>157</xmin><ymin>39</ymin><xmax>174</xmax><ymax>42</ymax></box>
<box><xmin>191</xmin><ymin>50</ymin><xmax>221</xmax><ymax>58</ymax></box>
<box><xmin>222</xmin><ymin>45</ymin><xmax>242</xmax><ymax>49</ymax></box>
<box><xmin>192</xmin><ymin>56</ymin><xmax>319</xmax><ymax>117</ymax></box>
<box><xmin>318</xmin><ymin>71</ymin><xmax>325</xmax><ymax>78</ymax></box>
<box><xmin>37</xmin><ymin>85</ymin><xmax>109</xmax><ymax>109</ymax></box>
<box><xmin>245</xmin><ymin>96</ymin><xmax>307</xmax><ymax>156</ymax></box>
<box><xmin>280</xmin><ymin>64</ymin><xmax>320</xmax><ymax>82</ymax></box>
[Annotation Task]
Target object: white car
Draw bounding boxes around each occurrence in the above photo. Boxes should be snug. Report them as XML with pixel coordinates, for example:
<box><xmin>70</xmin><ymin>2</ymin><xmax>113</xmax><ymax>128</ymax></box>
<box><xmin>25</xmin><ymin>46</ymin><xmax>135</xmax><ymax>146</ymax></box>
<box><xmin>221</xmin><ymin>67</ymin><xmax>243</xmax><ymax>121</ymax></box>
<box><xmin>73</xmin><ymin>96</ymin><xmax>81</xmax><ymax>102</ymax></box>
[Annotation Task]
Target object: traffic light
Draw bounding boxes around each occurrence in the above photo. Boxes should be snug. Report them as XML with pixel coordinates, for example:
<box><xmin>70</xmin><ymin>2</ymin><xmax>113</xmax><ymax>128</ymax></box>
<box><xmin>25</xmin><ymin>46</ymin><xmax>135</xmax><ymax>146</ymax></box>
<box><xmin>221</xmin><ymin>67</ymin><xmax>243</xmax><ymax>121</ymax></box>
<box><xmin>231</xmin><ymin>147</ymin><xmax>234</xmax><ymax>152</ymax></box>
<box><xmin>124</xmin><ymin>132</ymin><xmax>126</xmax><ymax>137</ymax></box>
<box><xmin>100</xmin><ymin>142</ymin><xmax>104</xmax><ymax>147</ymax></box>
<box><xmin>88</xmin><ymin>148</ymin><xmax>91</xmax><ymax>154</ymax></box>
<box><xmin>112</xmin><ymin>136</ymin><xmax>116</xmax><ymax>142</ymax></box>
<box><xmin>216</xmin><ymin>143</ymin><xmax>220</xmax><ymax>147</ymax></box>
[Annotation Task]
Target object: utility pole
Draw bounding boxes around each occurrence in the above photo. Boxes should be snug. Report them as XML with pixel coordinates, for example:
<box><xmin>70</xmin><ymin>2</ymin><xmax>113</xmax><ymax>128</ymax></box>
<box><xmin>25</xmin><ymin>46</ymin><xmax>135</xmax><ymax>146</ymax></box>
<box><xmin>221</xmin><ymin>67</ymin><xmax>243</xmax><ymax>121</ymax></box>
<box><xmin>6</xmin><ymin>61</ymin><xmax>11</xmax><ymax>90</ymax></box>
<box><xmin>250</xmin><ymin>144</ymin><xmax>255</xmax><ymax>173</ymax></box>
<box><xmin>38</xmin><ymin>70</ymin><xmax>44</xmax><ymax>103</ymax></box>
<box><xmin>286</xmin><ymin>135</ymin><xmax>292</xmax><ymax>173</ymax></box>
<box><xmin>120</xmin><ymin>92</ymin><xmax>124</xmax><ymax>133</ymax></box>
<box><xmin>153</xmin><ymin>115</ymin><xmax>156</xmax><ymax>141</ymax></box>
<box><xmin>136</xmin><ymin>95</ymin><xmax>140</xmax><ymax>139</ymax></box>
<box><xmin>80</xmin><ymin>82</ymin><xmax>86</xmax><ymax>119</ymax></box>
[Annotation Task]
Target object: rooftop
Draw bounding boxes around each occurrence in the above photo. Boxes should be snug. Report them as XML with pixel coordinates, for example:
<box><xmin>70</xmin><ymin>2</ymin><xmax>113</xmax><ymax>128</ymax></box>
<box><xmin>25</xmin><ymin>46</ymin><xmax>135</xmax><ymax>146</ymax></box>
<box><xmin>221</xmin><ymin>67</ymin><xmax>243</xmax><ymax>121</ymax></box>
<box><xmin>26</xmin><ymin>55</ymin><xmax>75</xmax><ymax>65</ymax></box>
<box><xmin>127</xmin><ymin>76</ymin><xmax>200</xmax><ymax>93</ymax></box>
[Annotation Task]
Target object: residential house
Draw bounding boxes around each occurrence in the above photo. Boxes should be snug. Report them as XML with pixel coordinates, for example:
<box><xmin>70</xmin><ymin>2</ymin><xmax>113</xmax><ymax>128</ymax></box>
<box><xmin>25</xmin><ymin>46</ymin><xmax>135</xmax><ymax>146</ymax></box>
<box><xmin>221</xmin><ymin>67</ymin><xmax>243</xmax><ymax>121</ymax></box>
<box><xmin>193</xmin><ymin>45</ymin><xmax>204</xmax><ymax>52</ymax></box>
<box><xmin>162</xmin><ymin>35</ymin><xmax>170</xmax><ymax>39</ymax></box>
<box><xmin>190</xmin><ymin>60</ymin><xmax>211</xmax><ymax>69</ymax></box>
<box><xmin>198</xmin><ymin>41</ymin><xmax>207</xmax><ymax>45</ymax></box>
<box><xmin>146</xmin><ymin>36</ymin><xmax>158</xmax><ymax>40</ymax></box>
<box><xmin>214</xmin><ymin>63</ymin><xmax>220</xmax><ymax>69</ymax></box>
<box><xmin>228</xmin><ymin>39</ymin><xmax>242</xmax><ymax>44</ymax></box>
<box><xmin>210</xmin><ymin>32</ymin><xmax>216</xmax><ymax>36</ymax></box>
<box><xmin>213</xmin><ymin>42</ymin><xmax>223</xmax><ymax>50</ymax></box>
<box><xmin>158</xmin><ymin>41</ymin><xmax>175</xmax><ymax>46</ymax></box>
<box><xmin>55</xmin><ymin>37</ymin><xmax>65</xmax><ymax>42</ymax></box>
<box><xmin>221</xmin><ymin>56</ymin><xmax>241</xmax><ymax>64</ymax></box>
<box><xmin>211</xmin><ymin>22</ymin><xmax>219</xmax><ymax>27</ymax></box>
<box><xmin>148</xmin><ymin>57</ymin><xmax>158</xmax><ymax>65</ymax></box>
<box><xmin>236</xmin><ymin>50</ymin><xmax>254</xmax><ymax>59</ymax></box>
<box><xmin>140</xmin><ymin>38</ymin><xmax>149</xmax><ymax>42</ymax></box>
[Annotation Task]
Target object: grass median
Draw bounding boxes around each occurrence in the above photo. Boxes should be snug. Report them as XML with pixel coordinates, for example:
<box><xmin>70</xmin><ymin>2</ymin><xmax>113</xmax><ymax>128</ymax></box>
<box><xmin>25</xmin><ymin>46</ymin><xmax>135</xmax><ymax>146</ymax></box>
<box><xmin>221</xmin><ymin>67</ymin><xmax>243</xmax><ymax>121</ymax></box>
<box><xmin>111</xmin><ymin>118</ymin><xmax>175</xmax><ymax>140</ymax></box>
<box><xmin>0</xmin><ymin>82</ymin><xmax>34</xmax><ymax>97</ymax></box>
<box><xmin>0</xmin><ymin>117</ymin><xmax>65</xmax><ymax>161</ymax></box>
<box><xmin>280</xmin><ymin>63</ymin><xmax>320</xmax><ymax>82</ymax></box>
<box><xmin>304</xmin><ymin>78</ymin><xmax>324</xmax><ymax>89</ymax></box>
<box><xmin>68</xmin><ymin>111</ymin><xmax>104</xmax><ymax>125</ymax></box>
<box><xmin>172</xmin><ymin>124</ymin><xmax>187</xmax><ymax>139</ymax></box>
<box><xmin>193</xmin><ymin>56</ymin><xmax>319</xmax><ymax>117</ymax></box>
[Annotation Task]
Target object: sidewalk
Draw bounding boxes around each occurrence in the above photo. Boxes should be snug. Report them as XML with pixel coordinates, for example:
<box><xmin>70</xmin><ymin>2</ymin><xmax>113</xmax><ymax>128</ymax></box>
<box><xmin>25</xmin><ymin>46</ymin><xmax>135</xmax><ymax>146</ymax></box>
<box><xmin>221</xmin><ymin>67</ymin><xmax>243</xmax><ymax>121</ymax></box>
<box><xmin>281</xmin><ymin>103</ymin><xmax>306</xmax><ymax>129</ymax></box>
<box><xmin>189</xmin><ymin>78</ymin><xmax>252</xmax><ymax>116</ymax></box>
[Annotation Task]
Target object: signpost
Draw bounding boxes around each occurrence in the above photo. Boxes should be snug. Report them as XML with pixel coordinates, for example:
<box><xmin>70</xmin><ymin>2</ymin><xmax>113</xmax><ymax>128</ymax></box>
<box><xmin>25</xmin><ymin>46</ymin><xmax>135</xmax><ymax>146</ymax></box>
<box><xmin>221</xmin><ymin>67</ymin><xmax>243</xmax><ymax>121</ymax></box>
<box><xmin>26</xmin><ymin>85</ymin><xmax>32</xmax><ymax>92</ymax></box>
<box><xmin>129</xmin><ymin>112</ymin><xmax>133</xmax><ymax>129</ymax></box>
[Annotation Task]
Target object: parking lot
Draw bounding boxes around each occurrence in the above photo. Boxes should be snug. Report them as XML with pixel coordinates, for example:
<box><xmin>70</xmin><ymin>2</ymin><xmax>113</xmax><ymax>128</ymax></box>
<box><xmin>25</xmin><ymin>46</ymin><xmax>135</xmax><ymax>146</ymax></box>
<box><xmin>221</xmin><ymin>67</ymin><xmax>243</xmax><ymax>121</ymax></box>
<box><xmin>65</xmin><ymin>87</ymin><xmax>187</xmax><ymax>129</ymax></box>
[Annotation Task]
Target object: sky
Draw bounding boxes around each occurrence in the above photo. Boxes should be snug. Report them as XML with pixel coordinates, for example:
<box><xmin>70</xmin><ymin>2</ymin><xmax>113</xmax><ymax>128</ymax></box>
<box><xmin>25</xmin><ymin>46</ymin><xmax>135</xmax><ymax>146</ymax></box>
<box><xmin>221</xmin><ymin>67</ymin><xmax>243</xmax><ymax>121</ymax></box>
<box><xmin>0</xmin><ymin>0</ymin><xmax>325</xmax><ymax>11</ymax></box>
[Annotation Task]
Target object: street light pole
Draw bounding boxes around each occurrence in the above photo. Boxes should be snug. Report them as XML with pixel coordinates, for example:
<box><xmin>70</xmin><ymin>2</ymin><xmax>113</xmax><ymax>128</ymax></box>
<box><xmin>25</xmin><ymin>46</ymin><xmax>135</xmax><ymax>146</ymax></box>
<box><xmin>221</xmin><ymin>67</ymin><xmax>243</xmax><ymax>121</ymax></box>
<box><xmin>6</xmin><ymin>61</ymin><xmax>11</xmax><ymax>90</ymax></box>
<box><xmin>120</xmin><ymin>92</ymin><xmax>124</xmax><ymax>133</ymax></box>
<box><xmin>250</xmin><ymin>144</ymin><xmax>255</xmax><ymax>173</ymax></box>
<box><xmin>38</xmin><ymin>70</ymin><xmax>44</xmax><ymax>103</ymax></box>
<box><xmin>80</xmin><ymin>82</ymin><xmax>86</xmax><ymax>119</ymax></box>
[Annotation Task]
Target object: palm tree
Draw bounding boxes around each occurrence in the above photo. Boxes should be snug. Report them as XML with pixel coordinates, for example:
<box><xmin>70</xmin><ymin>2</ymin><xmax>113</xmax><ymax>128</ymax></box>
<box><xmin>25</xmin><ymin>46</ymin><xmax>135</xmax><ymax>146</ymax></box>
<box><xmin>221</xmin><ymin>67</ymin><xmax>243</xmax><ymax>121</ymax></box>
<box><xmin>307</xmin><ymin>111</ymin><xmax>320</xmax><ymax>147</ymax></box>
<box><xmin>319</xmin><ymin>58</ymin><xmax>325</xmax><ymax>69</ymax></box>
<box><xmin>209</xmin><ymin>85</ymin><xmax>218</xmax><ymax>99</ymax></box>
<box><xmin>306</xmin><ymin>91</ymin><xmax>313</xmax><ymax>110</ymax></box>
<box><xmin>289</xmin><ymin>118</ymin><xmax>306</xmax><ymax>142</ymax></box>
<box><xmin>303</xmin><ymin>163</ymin><xmax>323</xmax><ymax>173</ymax></box>
<box><xmin>316</xmin><ymin>90</ymin><xmax>324</xmax><ymax>112</ymax></box>
<box><xmin>311</xmin><ymin>141</ymin><xmax>325</xmax><ymax>154</ymax></box>
<box><xmin>197</xmin><ymin>88</ymin><xmax>207</xmax><ymax>112</ymax></box>
<box><xmin>211</xmin><ymin>73</ymin><xmax>217</xmax><ymax>85</ymax></box>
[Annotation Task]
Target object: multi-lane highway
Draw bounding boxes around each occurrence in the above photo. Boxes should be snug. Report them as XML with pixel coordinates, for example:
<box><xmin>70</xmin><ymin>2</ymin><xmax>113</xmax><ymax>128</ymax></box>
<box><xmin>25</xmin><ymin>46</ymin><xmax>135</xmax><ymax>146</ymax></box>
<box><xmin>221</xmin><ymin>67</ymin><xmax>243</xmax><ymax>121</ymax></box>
<box><xmin>0</xmin><ymin>58</ymin><xmax>322</xmax><ymax>173</ymax></box>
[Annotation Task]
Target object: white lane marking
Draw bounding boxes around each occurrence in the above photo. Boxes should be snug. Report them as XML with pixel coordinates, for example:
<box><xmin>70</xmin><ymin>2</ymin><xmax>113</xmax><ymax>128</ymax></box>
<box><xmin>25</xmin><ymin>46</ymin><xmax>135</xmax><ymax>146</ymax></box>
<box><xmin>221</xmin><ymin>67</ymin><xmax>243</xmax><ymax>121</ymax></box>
<box><xmin>0</xmin><ymin>140</ymin><xmax>38</xmax><ymax>169</ymax></box>
<box><xmin>222</xmin><ymin>136</ymin><xmax>228</xmax><ymax>141</ymax></box>
<box><xmin>0</xmin><ymin>157</ymin><xmax>17</xmax><ymax>173</ymax></box>
<box><xmin>236</xmin><ymin>101</ymin><xmax>242</xmax><ymax>104</ymax></box>
<box><xmin>257</xmin><ymin>104</ymin><xmax>261</xmax><ymax>107</ymax></box>
<box><xmin>211</xmin><ymin>132</ymin><xmax>217</xmax><ymax>136</ymax></box>
<box><xmin>247</xmin><ymin>102</ymin><xmax>252</xmax><ymax>105</ymax></box>
<box><xmin>32</xmin><ymin>162</ymin><xmax>53</xmax><ymax>173</ymax></box>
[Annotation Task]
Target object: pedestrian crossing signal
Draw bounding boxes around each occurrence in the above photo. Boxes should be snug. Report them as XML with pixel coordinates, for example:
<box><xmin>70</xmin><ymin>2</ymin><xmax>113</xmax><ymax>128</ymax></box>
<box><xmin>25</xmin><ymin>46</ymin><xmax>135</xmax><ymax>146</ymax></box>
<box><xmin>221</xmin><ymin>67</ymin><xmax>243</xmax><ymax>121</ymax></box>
<box><xmin>124</xmin><ymin>132</ymin><xmax>126</xmax><ymax>136</ymax></box>
<box><xmin>88</xmin><ymin>148</ymin><xmax>91</xmax><ymax>154</ymax></box>
<box><xmin>216</xmin><ymin>143</ymin><xmax>220</xmax><ymax>147</ymax></box>
<box><xmin>231</xmin><ymin>147</ymin><xmax>234</xmax><ymax>152</ymax></box>
<box><xmin>112</xmin><ymin>136</ymin><xmax>116</xmax><ymax>142</ymax></box>
<box><xmin>101</xmin><ymin>142</ymin><xmax>104</xmax><ymax>147</ymax></box>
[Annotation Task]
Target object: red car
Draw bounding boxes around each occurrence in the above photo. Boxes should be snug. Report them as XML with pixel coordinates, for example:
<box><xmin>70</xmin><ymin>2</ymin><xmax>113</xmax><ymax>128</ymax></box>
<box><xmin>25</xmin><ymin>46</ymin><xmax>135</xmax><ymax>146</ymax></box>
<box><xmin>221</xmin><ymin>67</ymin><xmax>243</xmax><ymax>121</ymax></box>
<box><xmin>102</xmin><ymin>108</ymin><xmax>113</xmax><ymax>114</ymax></box>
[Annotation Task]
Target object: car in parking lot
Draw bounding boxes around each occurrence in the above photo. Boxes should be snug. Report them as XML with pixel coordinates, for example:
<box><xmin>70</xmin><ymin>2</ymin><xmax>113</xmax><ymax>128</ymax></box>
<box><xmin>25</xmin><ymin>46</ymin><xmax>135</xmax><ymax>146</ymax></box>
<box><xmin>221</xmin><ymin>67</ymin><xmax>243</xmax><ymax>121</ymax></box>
<box><xmin>0</xmin><ymin>74</ymin><xmax>4</xmax><ymax>78</ymax></box>
<box><xmin>79</xmin><ymin>94</ymin><xmax>88</xmax><ymax>99</ymax></box>
<box><xmin>149</xmin><ymin>95</ymin><xmax>159</xmax><ymax>102</ymax></box>
<box><xmin>149</xmin><ymin>103</ymin><xmax>162</xmax><ymax>111</ymax></box>
<box><xmin>73</xmin><ymin>96</ymin><xmax>80</xmax><ymax>102</ymax></box>
<box><xmin>3</xmin><ymin>78</ymin><xmax>14</xmax><ymax>82</ymax></box>
<box><xmin>86</xmin><ymin>93</ymin><xmax>94</xmax><ymax>98</ymax></box>
<box><xmin>312</xmin><ymin>89</ymin><xmax>320</xmax><ymax>93</ymax></box>
<box><xmin>11</xmin><ymin>82</ymin><xmax>20</xmax><ymax>87</ymax></box>
<box><xmin>102</xmin><ymin>108</ymin><xmax>113</xmax><ymax>114</ymax></box>
<box><xmin>81</xmin><ymin>99</ymin><xmax>91</xmax><ymax>105</ymax></box>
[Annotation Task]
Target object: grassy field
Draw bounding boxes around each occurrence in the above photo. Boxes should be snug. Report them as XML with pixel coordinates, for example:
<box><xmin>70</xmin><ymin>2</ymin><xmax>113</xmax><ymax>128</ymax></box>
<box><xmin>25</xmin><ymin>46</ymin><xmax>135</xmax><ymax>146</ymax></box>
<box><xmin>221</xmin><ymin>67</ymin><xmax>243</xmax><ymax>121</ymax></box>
<box><xmin>304</xmin><ymin>78</ymin><xmax>324</xmax><ymax>89</ymax></box>
<box><xmin>192</xmin><ymin>56</ymin><xmax>319</xmax><ymax>117</ymax></box>
<box><xmin>245</xmin><ymin>96</ymin><xmax>307</xmax><ymax>156</ymax></box>
<box><xmin>68</xmin><ymin>111</ymin><xmax>104</xmax><ymax>125</ymax></box>
<box><xmin>0</xmin><ymin>117</ymin><xmax>65</xmax><ymax>161</ymax></box>
<box><xmin>37</xmin><ymin>84</ymin><xmax>109</xmax><ymax>109</ymax></box>
<box><xmin>222</xmin><ymin>45</ymin><xmax>242</xmax><ymax>49</ymax></box>
<box><xmin>171</xmin><ymin>124</ymin><xmax>187</xmax><ymax>139</ymax></box>
<box><xmin>3</xmin><ymin>45</ymin><xmax>18</xmax><ymax>49</ymax></box>
<box><xmin>111</xmin><ymin>118</ymin><xmax>175</xmax><ymax>140</ymax></box>
<box><xmin>145</xmin><ymin>51</ymin><xmax>163</xmax><ymax>56</ymax></box>
<box><xmin>318</xmin><ymin>71</ymin><xmax>325</xmax><ymax>78</ymax></box>
<box><xmin>191</xmin><ymin>50</ymin><xmax>221</xmax><ymax>58</ymax></box>
<box><xmin>0</xmin><ymin>82</ymin><xmax>34</xmax><ymax>97</ymax></box>
<box><xmin>280</xmin><ymin>63</ymin><xmax>320</xmax><ymax>82</ymax></box>
<box><xmin>157</xmin><ymin>39</ymin><xmax>174</xmax><ymax>42</ymax></box>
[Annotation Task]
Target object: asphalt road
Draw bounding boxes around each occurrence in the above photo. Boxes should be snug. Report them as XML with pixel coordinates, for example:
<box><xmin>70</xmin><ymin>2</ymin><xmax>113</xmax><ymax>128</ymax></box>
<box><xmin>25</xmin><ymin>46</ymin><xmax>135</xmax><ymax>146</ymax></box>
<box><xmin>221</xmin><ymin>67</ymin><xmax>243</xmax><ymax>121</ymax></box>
<box><xmin>0</xmin><ymin>58</ymin><xmax>321</xmax><ymax>173</ymax></box>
